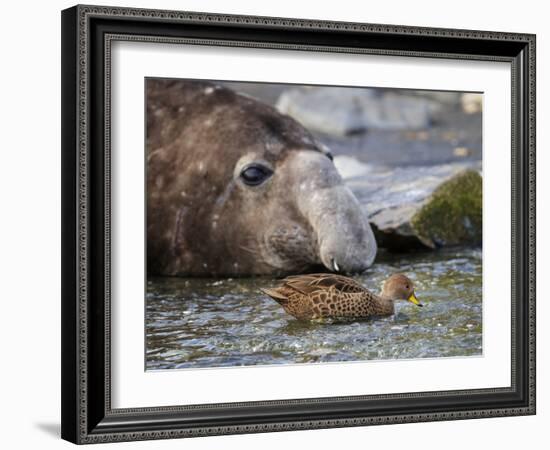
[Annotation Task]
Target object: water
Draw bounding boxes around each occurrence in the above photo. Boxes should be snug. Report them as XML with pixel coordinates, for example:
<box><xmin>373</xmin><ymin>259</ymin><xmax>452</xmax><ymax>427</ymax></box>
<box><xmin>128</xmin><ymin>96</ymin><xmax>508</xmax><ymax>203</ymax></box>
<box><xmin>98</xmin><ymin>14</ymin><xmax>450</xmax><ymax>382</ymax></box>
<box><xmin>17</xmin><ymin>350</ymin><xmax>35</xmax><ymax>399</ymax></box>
<box><xmin>146</xmin><ymin>248</ymin><xmax>482</xmax><ymax>370</ymax></box>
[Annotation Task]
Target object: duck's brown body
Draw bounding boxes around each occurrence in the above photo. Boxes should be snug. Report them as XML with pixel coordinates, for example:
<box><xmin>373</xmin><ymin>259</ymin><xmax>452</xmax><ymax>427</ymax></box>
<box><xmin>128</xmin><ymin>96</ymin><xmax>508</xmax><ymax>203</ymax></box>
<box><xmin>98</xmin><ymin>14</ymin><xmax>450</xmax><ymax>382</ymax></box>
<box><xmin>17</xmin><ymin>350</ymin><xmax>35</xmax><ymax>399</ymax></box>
<box><xmin>261</xmin><ymin>273</ymin><xmax>395</xmax><ymax>320</ymax></box>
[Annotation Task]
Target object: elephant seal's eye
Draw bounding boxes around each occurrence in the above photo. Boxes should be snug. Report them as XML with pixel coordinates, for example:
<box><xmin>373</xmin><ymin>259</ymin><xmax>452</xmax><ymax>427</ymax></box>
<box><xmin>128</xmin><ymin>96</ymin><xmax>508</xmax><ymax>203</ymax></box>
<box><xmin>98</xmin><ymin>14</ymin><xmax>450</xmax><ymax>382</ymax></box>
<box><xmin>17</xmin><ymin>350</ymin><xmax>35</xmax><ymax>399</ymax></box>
<box><xmin>240</xmin><ymin>164</ymin><xmax>273</xmax><ymax>186</ymax></box>
<box><xmin>326</xmin><ymin>152</ymin><xmax>334</xmax><ymax>161</ymax></box>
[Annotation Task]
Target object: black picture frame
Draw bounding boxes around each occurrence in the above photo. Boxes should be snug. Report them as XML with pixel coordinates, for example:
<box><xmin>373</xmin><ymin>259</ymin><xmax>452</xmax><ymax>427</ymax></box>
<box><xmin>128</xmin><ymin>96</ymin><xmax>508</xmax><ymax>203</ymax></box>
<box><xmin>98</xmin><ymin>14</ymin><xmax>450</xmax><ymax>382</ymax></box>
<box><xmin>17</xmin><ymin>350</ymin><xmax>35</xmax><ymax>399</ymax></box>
<box><xmin>61</xmin><ymin>4</ymin><xmax>536</xmax><ymax>444</ymax></box>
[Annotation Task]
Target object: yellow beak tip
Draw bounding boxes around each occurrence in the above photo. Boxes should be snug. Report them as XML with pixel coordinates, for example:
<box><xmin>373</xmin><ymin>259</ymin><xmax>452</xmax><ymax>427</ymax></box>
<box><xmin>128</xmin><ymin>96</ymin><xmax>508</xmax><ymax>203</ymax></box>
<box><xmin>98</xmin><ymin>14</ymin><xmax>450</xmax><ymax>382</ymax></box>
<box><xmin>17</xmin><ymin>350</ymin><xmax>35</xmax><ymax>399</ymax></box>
<box><xmin>408</xmin><ymin>293</ymin><xmax>422</xmax><ymax>307</ymax></box>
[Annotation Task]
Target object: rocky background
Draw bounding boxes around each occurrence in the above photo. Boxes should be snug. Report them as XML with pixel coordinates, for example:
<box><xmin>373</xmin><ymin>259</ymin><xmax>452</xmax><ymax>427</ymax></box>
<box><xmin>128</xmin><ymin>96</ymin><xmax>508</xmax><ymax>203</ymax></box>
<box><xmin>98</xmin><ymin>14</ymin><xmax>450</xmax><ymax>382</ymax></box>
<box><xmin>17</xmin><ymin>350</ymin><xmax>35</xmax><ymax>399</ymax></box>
<box><xmin>221</xmin><ymin>81</ymin><xmax>483</xmax><ymax>251</ymax></box>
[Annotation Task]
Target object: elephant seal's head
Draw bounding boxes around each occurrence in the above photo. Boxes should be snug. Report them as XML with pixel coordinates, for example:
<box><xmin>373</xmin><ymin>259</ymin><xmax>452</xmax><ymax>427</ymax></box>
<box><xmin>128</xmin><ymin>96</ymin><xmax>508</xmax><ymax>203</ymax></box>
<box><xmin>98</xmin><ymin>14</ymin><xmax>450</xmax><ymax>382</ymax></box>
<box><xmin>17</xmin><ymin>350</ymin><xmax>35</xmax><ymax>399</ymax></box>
<box><xmin>147</xmin><ymin>79</ymin><xmax>377</xmax><ymax>276</ymax></box>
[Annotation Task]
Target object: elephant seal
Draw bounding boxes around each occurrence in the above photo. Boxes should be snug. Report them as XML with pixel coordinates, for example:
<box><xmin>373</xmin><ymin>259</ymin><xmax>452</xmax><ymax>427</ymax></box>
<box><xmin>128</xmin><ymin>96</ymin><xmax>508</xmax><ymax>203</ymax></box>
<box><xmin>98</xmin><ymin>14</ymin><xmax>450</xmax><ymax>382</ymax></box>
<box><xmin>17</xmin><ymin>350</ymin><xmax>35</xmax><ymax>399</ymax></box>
<box><xmin>147</xmin><ymin>79</ymin><xmax>377</xmax><ymax>276</ymax></box>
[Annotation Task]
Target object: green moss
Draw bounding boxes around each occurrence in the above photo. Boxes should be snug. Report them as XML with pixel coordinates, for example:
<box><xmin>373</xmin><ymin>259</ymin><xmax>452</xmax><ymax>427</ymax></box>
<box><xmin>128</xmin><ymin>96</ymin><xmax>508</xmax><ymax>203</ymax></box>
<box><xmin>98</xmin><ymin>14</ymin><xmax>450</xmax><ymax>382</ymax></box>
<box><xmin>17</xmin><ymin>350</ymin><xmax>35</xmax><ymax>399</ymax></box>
<box><xmin>411</xmin><ymin>170</ymin><xmax>482</xmax><ymax>247</ymax></box>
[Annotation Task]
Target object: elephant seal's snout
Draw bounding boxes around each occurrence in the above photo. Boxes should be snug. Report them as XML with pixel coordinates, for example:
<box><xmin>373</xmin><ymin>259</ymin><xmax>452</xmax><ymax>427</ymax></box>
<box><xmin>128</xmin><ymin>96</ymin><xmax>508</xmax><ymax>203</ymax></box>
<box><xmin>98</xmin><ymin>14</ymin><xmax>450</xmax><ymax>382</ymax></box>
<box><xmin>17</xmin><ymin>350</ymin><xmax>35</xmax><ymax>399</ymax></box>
<box><xmin>317</xmin><ymin>205</ymin><xmax>377</xmax><ymax>274</ymax></box>
<box><xmin>293</xmin><ymin>153</ymin><xmax>377</xmax><ymax>274</ymax></box>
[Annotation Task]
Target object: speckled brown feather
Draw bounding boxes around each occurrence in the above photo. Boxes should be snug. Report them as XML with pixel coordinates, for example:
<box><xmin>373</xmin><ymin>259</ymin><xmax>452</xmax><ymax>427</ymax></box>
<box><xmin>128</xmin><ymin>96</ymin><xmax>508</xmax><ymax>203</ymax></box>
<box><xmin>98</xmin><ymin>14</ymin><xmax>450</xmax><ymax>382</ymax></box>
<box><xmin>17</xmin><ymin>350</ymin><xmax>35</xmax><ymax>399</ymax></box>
<box><xmin>261</xmin><ymin>273</ymin><xmax>394</xmax><ymax>320</ymax></box>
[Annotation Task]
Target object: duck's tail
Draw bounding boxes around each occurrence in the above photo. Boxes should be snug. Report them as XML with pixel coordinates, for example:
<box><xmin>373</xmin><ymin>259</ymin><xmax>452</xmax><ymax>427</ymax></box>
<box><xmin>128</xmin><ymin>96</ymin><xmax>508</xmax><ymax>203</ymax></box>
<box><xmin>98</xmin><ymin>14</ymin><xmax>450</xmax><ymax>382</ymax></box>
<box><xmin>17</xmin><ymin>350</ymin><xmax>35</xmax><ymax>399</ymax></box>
<box><xmin>260</xmin><ymin>288</ymin><xmax>289</xmax><ymax>305</ymax></box>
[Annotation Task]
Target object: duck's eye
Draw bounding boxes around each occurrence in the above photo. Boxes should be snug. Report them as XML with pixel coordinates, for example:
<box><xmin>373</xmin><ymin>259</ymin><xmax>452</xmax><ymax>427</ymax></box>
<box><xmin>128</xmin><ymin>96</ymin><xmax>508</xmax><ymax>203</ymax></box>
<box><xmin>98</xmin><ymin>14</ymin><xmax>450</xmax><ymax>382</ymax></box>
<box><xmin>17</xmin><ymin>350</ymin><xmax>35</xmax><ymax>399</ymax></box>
<box><xmin>405</xmin><ymin>284</ymin><xmax>410</xmax><ymax>289</ymax></box>
<box><xmin>240</xmin><ymin>164</ymin><xmax>273</xmax><ymax>186</ymax></box>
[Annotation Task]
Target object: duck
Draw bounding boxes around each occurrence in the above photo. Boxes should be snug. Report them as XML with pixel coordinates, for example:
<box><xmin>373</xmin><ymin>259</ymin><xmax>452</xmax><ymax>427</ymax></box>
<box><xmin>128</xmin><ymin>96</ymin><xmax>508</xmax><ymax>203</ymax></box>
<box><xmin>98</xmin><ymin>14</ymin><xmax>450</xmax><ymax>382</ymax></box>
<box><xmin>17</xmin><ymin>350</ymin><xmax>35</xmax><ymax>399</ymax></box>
<box><xmin>261</xmin><ymin>273</ymin><xmax>422</xmax><ymax>321</ymax></box>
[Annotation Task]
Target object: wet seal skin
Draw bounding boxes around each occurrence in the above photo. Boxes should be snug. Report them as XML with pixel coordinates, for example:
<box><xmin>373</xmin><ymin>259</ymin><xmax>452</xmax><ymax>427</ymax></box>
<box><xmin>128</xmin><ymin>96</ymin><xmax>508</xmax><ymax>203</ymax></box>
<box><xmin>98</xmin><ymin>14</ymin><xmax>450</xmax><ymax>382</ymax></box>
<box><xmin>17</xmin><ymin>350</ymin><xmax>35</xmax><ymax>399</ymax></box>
<box><xmin>147</xmin><ymin>79</ymin><xmax>377</xmax><ymax>276</ymax></box>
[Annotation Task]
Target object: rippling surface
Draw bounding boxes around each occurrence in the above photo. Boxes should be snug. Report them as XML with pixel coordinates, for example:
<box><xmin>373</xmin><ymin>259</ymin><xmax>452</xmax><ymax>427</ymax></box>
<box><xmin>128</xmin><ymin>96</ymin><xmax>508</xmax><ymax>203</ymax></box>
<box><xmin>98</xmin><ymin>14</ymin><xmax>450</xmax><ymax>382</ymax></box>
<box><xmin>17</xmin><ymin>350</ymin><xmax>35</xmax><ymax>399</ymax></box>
<box><xmin>146</xmin><ymin>248</ymin><xmax>482</xmax><ymax>370</ymax></box>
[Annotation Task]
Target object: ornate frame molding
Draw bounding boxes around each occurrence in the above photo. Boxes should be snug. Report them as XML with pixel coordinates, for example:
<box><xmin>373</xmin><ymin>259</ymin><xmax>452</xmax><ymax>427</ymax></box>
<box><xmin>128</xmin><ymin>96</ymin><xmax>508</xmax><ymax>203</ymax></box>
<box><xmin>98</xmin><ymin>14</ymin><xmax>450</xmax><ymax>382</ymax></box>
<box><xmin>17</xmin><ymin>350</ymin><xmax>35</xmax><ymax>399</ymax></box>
<box><xmin>61</xmin><ymin>4</ymin><xmax>536</xmax><ymax>444</ymax></box>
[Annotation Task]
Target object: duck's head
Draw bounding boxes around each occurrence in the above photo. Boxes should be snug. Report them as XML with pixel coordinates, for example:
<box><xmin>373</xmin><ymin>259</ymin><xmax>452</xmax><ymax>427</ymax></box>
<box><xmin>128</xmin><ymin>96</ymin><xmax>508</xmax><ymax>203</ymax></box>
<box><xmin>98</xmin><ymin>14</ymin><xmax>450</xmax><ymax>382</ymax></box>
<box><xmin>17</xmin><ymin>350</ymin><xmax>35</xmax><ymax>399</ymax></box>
<box><xmin>382</xmin><ymin>274</ymin><xmax>422</xmax><ymax>307</ymax></box>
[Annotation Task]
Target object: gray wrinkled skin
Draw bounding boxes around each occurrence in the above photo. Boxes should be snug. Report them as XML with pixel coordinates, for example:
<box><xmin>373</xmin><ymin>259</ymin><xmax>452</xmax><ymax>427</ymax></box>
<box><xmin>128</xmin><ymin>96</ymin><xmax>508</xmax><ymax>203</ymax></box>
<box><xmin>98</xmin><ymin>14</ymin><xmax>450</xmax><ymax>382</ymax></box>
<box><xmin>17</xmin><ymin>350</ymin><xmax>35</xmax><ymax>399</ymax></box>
<box><xmin>147</xmin><ymin>79</ymin><xmax>376</xmax><ymax>276</ymax></box>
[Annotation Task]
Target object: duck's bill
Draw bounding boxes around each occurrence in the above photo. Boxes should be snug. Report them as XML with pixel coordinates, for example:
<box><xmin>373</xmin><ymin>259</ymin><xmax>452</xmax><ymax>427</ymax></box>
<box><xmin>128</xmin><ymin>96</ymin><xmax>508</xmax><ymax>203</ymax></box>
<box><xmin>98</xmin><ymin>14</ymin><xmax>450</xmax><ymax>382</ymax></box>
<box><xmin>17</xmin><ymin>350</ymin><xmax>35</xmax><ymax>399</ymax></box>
<box><xmin>408</xmin><ymin>292</ymin><xmax>423</xmax><ymax>307</ymax></box>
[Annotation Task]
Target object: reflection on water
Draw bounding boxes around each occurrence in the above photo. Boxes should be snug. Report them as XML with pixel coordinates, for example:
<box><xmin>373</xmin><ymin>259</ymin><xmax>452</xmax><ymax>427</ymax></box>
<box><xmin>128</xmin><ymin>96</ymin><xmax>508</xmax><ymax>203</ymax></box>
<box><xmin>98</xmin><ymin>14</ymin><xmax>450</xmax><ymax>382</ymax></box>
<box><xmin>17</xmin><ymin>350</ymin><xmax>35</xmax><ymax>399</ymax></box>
<box><xmin>146</xmin><ymin>248</ymin><xmax>482</xmax><ymax>370</ymax></box>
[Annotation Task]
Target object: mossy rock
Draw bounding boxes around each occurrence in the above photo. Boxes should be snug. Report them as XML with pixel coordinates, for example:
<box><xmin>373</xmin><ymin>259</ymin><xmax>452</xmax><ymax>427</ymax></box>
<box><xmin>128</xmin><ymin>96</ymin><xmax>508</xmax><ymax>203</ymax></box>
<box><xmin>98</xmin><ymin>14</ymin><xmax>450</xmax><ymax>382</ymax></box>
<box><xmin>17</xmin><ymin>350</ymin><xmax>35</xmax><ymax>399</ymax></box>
<box><xmin>411</xmin><ymin>170</ymin><xmax>482</xmax><ymax>247</ymax></box>
<box><xmin>335</xmin><ymin>157</ymin><xmax>483</xmax><ymax>250</ymax></box>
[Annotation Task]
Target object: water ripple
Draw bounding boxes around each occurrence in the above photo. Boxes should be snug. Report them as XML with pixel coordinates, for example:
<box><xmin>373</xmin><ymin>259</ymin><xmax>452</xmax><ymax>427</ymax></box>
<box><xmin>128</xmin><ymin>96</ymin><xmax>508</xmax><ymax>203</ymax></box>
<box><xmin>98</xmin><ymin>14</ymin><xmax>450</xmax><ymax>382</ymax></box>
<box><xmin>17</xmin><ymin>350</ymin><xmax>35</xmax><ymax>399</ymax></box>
<box><xmin>146</xmin><ymin>248</ymin><xmax>482</xmax><ymax>370</ymax></box>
